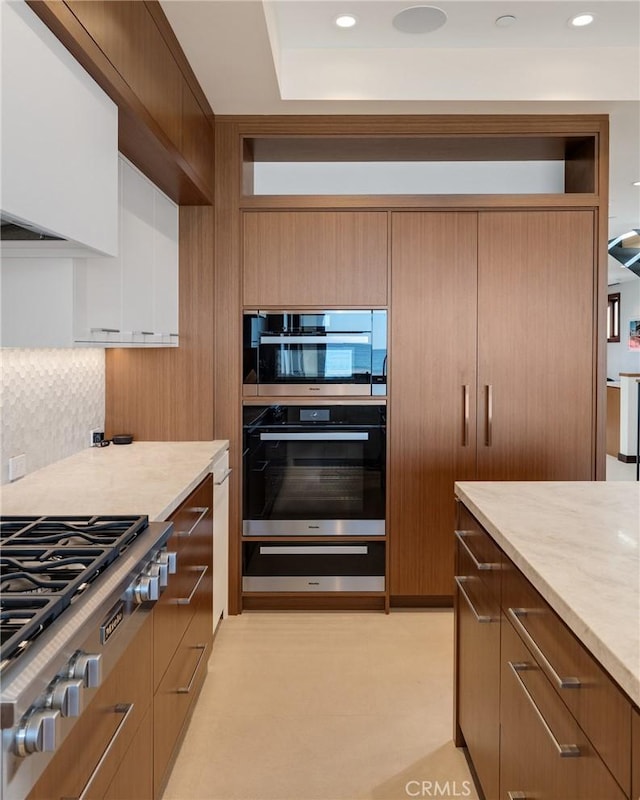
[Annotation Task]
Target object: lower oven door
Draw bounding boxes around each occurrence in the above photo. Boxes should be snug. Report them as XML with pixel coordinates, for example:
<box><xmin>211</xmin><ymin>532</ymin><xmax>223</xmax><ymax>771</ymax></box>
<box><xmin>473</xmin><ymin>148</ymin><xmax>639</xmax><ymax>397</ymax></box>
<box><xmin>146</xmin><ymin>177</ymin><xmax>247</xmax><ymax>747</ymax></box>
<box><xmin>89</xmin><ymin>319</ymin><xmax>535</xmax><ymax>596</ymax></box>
<box><xmin>242</xmin><ymin>543</ymin><xmax>385</xmax><ymax>592</ymax></box>
<box><xmin>243</xmin><ymin>405</ymin><xmax>386</xmax><ymax>536</ymax></box>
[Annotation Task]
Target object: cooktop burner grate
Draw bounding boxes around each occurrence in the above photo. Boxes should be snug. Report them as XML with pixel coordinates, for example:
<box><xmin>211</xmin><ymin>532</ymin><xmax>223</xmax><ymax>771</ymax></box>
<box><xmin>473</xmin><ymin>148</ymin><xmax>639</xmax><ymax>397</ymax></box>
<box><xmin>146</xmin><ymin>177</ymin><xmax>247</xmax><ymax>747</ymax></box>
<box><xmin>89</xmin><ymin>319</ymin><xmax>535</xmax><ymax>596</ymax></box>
<box><xmin>0</xmin><ymin>515</ymin><xmax>149</xmax><ymax>669</ymax></box>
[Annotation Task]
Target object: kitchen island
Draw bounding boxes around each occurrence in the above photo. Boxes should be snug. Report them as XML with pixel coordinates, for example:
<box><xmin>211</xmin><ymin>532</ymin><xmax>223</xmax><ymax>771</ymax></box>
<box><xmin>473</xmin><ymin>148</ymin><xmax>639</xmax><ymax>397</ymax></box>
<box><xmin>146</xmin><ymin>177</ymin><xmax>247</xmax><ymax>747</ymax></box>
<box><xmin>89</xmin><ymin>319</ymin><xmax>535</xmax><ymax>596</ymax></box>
<box><xmin>454</xmin><ymin>480</ymin><xmax>640</xmax><ymax>800</ymax></box>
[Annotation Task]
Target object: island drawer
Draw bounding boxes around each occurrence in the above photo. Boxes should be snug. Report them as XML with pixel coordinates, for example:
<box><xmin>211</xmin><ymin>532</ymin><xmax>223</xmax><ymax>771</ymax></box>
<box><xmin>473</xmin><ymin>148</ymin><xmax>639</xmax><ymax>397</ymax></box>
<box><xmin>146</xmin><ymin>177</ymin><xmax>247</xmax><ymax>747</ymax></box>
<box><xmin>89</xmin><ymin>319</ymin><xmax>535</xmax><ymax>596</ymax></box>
<box><xmin>455</xmin><ymin>502</ymin><xmax>502</xmax><ymax>603</ymax></box>
<box><xmin>503</xmin><ymin>560</ymin><xmax>632</xmax><ymax>796</ymax></box>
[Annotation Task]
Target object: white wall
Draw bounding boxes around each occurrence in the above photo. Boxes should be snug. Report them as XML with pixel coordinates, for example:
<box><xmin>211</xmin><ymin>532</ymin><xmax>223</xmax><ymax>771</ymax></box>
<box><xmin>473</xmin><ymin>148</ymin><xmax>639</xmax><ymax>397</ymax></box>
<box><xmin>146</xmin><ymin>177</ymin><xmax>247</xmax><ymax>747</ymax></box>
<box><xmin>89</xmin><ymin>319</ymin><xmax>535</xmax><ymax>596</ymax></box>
<box><xmin>0</xmin><ymin>349</ymin><xmax>105</xmax><ymax>484</ymax></box>
<box><xmin>607</xmin><ymin>279</ymin><xmax>640</xmax><ymax>379</ymax></box>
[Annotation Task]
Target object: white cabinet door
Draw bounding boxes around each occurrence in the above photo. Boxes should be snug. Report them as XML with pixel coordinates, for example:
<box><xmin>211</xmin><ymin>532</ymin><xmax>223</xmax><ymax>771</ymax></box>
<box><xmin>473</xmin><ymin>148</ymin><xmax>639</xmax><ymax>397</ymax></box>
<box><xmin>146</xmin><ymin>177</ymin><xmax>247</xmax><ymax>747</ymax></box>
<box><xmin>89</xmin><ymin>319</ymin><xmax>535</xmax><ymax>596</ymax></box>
<box><xmin>1</xmin><ymin>1</ymin><xmax>118</xmax><ymax>256</ymax></box>
<box><xmin>212</xmin><ymin>449</ymin><xmax>230</xmax><ymax>629</ymax></box>
<box><xmin>74</xmin><ymin>156</ymin><xmax>179</xmax><ymax>348</ymax></box>
<box><xmin>121</xmin><ymin>159</ymin><xmax>155</xmax><ymax>340</ymax></box>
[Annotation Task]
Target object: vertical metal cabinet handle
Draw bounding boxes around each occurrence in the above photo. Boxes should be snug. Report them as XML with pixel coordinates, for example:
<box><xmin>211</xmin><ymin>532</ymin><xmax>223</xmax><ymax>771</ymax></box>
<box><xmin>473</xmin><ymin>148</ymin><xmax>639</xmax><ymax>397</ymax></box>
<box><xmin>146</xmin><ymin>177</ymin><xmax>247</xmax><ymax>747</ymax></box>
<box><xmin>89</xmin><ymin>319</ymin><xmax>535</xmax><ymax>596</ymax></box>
<box><xmin>455</xmin><ymin>530</ymin><xmax>500</xmax><ymax>570</ymax></box>
<box><xmin>462</xmin><ymin>385</ymin><xmax>470</xmax><ymax>446</ymax></box>
<box><xmin>175</xmin><ymin>506</ymin><xmax>209</xmax><ymax>537</ymax></box>
<box><xmin>176</xmin><ymin>565</ymin><xmax>208</xmax><ymax>605</ymax></box>
<box><xmin>71</xmin><ymin>703</ymin><xmax>135</xmax><ymax>800</ymax></box>
<box><xmin>485</xmin><ymin>384</ymin><xmax>493</xmax><ymax>446</ymax></box>
<box><xmin>507</xmin><ymin>608</ymin><xmax>581</xmax><ymax>689</ymax></box>
<box><xmin>508</xmin><ymin>662</ymin><xmax>581</xmax><ymax>758</ymax></box>
<box><xmin>177</xmin><ymin>644</ymin><xmax>208</xmax><ymax>694</ymax></box>
<box><xmin>454</xmin><ymin>577</ymin><xmax>495</xmax><ymax>623</ymax></box>
<box><xmin>214</xmin><ymin>468</ymin><xmax>232</xmax><ymax>486</ymax></box>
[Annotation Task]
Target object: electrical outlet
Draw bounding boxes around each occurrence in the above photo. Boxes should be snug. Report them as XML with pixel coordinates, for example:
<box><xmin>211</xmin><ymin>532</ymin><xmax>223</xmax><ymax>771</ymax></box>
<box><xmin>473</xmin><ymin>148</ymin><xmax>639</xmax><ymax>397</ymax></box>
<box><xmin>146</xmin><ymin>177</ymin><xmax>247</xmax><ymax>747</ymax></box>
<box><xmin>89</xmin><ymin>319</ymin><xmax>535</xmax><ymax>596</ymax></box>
<box><xmin>9</xmin><ymin>453</ymin><xmax>26</xmax><ymax>481</ymax></box>
<box><xmin>90</xmin><ymin>428</ymin><xmax>104</xmax><ymax>447</ymax></box>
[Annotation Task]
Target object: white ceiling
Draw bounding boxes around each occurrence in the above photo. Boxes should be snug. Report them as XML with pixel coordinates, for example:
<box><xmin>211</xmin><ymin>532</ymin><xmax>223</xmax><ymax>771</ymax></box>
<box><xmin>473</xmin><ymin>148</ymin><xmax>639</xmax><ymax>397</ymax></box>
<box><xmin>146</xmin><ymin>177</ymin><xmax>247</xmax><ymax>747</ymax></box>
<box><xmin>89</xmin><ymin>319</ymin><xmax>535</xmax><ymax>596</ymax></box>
<box><xmin>160</xmin><ymin>0</ymin><xmax>640</xmax><ymax>282</ymax></box>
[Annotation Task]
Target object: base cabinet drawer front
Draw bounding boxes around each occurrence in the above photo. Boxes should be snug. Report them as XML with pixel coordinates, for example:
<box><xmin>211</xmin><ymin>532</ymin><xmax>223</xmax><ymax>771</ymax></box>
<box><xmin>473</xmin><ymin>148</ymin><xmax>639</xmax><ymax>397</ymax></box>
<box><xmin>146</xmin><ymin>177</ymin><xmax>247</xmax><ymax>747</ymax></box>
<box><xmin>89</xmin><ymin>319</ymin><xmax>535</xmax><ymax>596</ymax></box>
<box><xmin>27</xmin><ymin>613</ymin><xmax>153</xmax><ymax>800</ymax></box>
<box><xmin>455</xmin><ymin>573</ymin><xmax>501</xmax><ymax>798</ymax></box>
<box><xmin>153</xmin><ymin>474</ymin><xmax>214</xmax><ymax>799</ymax></box>
<box><xmin>103</xmin><ymin>706</ymin><xmax>153</xmax><ymax>800</ymax></box>
<box><xmin>502</xmin><ymin>559</ymin><xmax>632</xmax><ymax>794</ymax></box>
<box><xmin>633</xmin><ymin>708</ymin><xmax>640</xmax><ymax>800</ymax></box>
<box><xmin>153</xmin><ymin>611</ymin><xmax>211</xmax><ymax>798</ymax></box>
<box><xmin>501</xmin><ymin>616</ymin><xmax>627</xmax><ymax>800</ymax></box>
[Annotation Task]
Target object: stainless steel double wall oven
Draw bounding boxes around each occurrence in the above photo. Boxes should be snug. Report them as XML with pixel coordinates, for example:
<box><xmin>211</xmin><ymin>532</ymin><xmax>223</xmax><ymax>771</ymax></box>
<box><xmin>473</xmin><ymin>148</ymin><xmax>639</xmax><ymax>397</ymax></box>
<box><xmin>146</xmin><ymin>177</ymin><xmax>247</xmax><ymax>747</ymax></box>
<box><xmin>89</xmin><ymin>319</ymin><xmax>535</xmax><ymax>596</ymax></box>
<box><xmin>242</xmin><ymin>308</ymin><xmax>388</xmax><ymax>593</ymax></box>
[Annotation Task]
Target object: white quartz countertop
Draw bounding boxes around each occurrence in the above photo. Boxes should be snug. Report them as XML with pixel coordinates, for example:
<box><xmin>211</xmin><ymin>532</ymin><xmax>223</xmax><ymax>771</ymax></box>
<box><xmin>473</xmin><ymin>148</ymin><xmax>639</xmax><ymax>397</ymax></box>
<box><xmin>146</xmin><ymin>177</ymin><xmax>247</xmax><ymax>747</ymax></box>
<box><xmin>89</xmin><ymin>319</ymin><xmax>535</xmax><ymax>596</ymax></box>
<box><xmin>455</xmin><ymin>481</ymin><xmax>640</xmax><ymax>707</ymax></box>
<box><xmin>0</xmin><ymin>441</ymin><xmax>229</xmax><ymax>521</ymax></box>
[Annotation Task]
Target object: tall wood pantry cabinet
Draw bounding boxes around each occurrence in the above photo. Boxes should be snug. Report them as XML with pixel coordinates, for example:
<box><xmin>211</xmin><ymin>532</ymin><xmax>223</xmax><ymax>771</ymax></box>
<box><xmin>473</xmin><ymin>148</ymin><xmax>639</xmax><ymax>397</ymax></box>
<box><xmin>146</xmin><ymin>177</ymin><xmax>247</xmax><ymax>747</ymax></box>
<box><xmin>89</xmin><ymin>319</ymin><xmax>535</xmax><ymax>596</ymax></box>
<box><xmin>389</xmin><ymin>210</ymin><xmax>596</xmax><ymax>600</ymax></box>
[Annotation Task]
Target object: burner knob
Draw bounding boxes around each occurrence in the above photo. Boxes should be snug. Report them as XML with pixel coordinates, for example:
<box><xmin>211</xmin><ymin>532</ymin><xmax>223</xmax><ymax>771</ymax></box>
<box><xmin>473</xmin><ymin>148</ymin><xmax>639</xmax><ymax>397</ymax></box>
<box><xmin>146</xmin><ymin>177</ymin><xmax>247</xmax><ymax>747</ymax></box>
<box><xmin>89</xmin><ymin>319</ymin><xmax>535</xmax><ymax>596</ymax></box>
<box><xmin>46</xmin><ymin>678</ymin><xmax>83</xmax><ymax>717</ymax></box>
<box><xmin>68</xmin><ymin>653</ymin><xmax>102</xmax><ymax>689</ymax></box>
<box><xmin>14</xmin><ymin>709</ymin><xmax>60</xmax><ymax>757</ymax></box>
<box><xmin>154</xmin><ymin>551</ymin><xmax>177</xmax><ymax>587</ymax></box>
<box><xmin>132</xmin><ymin>573</ymin><xmax>160</xmax><ymax>603</ymax></box>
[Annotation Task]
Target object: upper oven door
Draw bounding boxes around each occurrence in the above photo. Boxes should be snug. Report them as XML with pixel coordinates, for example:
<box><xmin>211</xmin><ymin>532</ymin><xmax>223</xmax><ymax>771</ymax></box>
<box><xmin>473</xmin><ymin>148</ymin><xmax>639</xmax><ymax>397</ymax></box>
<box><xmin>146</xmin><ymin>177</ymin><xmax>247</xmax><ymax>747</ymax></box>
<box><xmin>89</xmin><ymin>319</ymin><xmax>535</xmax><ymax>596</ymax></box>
<box><xmin>243</xmin><ymin>311</ymin><xmax>386</xmax><ymax>397</ymax></box>
<box><xmin>243</xmin><ymin>405</ymin><xmax>386</xmax><ymax>536</ymax></box>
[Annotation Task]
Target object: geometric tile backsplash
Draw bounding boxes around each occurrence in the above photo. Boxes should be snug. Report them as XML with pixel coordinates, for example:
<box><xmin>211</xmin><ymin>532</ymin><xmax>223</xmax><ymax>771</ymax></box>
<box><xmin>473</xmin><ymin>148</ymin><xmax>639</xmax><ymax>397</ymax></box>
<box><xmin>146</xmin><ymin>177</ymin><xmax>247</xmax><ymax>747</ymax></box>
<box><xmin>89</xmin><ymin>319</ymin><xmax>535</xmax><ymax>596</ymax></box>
<box><xmin>0</xmin><ymin>348</ymin><xmax>105</xmax><ymax>484</ymax></box>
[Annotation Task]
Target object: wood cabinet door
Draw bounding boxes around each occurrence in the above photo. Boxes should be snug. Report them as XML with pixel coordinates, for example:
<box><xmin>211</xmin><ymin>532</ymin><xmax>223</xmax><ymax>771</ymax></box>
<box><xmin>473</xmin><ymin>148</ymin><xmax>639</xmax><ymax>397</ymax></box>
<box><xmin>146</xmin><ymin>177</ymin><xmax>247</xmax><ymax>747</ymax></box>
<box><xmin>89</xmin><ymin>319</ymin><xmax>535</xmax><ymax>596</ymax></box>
<box><xmin>242</xmin><ymin>211</ymin><xmax>388</xmax><ymax>307</ymax></box>
<box><xmin>477</xmin><ymin>210</ymin><xmax>596</xmax><ymax>480</ymax></box>
<box><xmin>389</xmin><ymin>212</ymin><xmax>478</xmax><ymax>597</ymax></box>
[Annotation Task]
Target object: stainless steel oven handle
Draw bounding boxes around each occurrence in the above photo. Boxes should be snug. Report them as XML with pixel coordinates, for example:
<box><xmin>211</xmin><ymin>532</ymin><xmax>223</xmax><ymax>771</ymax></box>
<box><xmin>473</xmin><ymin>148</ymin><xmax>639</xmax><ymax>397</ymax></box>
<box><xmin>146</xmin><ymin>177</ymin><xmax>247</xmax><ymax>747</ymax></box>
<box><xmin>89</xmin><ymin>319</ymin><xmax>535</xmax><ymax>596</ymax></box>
<box><xmin>69</xmin><ymin>703</ymin><xmax>135</xmax><ymax>800</ymax></box>
<box><xmin>176</xmin><ymin>507</ymin><xmax>209</xmax><ymax>537</ymax></box>
<box><xmin>176</xmin><ymin>565</ymin><xmax>208</xmax><ymax>605</ymax></box>
<box><xmin>260</xmin><ymin>432</ymin><xmax>369</xmax><ymax>441</ymax></box>
<box><xmin>260</xmin><ymin>335</ymin><xmax>370</xmax><ymax>344</ymax></box>
<box><xmin>260</xmin><ymin>545</ymin><xmax>369</xmax><ymax>555</ymax></box>
<box><xmin>177</xmin><ymin>644</ymin><xmax>208</xmax><ymax>694</ymax></box>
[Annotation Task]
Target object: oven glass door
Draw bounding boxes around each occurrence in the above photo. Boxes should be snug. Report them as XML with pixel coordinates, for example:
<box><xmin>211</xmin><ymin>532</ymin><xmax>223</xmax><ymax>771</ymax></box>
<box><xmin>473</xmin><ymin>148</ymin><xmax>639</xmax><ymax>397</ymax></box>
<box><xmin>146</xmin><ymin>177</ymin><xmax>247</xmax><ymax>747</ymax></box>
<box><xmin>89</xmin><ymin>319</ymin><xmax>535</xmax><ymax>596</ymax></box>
<box><xmin>243</xmin><ymin>406</ymin><xmax>385</xmax><ymax>536</ymax></box>
<box><xmin>259</xmin><ymin>334</ymin><xmax>372</xmax><ymax>388</ymax></box>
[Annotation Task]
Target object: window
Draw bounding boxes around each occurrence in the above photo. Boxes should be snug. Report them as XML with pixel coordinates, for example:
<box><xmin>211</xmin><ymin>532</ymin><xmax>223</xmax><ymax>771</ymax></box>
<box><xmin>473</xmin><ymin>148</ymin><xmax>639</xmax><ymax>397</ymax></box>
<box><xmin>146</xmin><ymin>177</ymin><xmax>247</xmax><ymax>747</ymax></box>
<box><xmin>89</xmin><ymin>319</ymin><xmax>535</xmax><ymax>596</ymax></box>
<box><xmin>607</xmin><ymin>292</ymin><xmax>621</xmax><ymax>342</ymax></box>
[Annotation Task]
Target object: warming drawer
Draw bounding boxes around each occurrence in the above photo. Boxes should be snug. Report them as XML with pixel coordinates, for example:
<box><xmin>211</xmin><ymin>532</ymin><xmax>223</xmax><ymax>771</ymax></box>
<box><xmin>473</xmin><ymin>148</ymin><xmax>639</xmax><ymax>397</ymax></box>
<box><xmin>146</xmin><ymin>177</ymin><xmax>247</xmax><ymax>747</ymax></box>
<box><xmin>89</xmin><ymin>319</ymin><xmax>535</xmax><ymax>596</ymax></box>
<box><xmin>242</xmin><ymin>542</ymin><xmax>385</xmax><ymax>592</ymax></box>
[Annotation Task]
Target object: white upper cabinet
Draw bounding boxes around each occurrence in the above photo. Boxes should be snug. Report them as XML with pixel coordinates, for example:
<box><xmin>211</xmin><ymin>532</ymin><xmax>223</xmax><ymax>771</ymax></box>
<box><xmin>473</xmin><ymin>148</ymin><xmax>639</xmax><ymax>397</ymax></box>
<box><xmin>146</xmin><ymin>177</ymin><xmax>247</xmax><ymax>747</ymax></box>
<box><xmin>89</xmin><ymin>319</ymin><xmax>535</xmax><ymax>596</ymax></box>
<box><xmin>74</xmin><ymin>156</ymin><xmax>179</xmax><ymax>347</ymax></box>
<box><xmin>1</xmin><ymin>0</ymin><xmax>118</xmax><ymax>256</ymax></box>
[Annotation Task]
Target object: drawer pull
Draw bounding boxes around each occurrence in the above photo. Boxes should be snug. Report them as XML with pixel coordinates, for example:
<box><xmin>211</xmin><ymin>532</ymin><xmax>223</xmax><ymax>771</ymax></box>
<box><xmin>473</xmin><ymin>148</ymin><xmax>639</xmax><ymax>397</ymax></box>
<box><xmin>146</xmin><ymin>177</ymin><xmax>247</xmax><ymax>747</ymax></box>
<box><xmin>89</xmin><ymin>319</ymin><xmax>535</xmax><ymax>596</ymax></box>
<box><xmin>176</xmin><ymin>565</ymin><xmax>208</xmax><ymax>606</ymax></box>
<box><xmin>176</xmin><ymin>506</ymin><xmax>209</xmax><ymax>538</ymax></box>
<box><xmin>455</xmin><ymin>530</ymin><xmax>500</xmax><ymax>571</ymax></box>
<box><xmin>507</xmin><ymin>793</ymin><xmax>527</xmax><ymax>800</ymax></box>
<box><xmin>177</xmin><ymin>644</ymin><xmax>208</xmax><ymax>694</ymax></box>
<box><xmin>214</xmin><ymin>468</ymin><xmax>232</xmax><ymax>486</ymax></box>
<box><xmin>507</xmin><ymin>608</ymin><xmax>581</xmax><ymax>690</ymax></box>
<box><xmin>70</xmin><ymin>703</ymin><xmax>135</xmax><ymax>800</ymax></box>
<box><xmin>508</xmin><ymin>662</ymin><xmax>581</xmax><ymax>758</ymax></box>
<box><xmin>455</xmin><ymin>577</ymin><xmax>495</xmax><ymax>623</ymax></box>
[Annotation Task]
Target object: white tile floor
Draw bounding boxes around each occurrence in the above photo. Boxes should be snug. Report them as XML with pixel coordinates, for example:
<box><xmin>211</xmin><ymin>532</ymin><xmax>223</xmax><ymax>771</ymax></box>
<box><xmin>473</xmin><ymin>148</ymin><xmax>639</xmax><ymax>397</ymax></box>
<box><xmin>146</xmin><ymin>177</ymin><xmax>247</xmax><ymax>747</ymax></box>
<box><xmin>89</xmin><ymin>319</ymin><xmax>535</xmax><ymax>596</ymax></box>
<box><xmin>162</xmin><ymin>611</ymin><xmax>478</xmax><ymax>800</ymax></box>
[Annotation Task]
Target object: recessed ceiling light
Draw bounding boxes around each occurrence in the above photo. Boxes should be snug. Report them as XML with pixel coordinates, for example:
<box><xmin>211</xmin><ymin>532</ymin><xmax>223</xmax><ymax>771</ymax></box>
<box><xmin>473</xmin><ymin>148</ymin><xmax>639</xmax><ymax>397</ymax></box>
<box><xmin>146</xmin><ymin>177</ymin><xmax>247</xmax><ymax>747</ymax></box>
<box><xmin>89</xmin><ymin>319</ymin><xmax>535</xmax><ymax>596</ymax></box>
<box><xmin>633</xmin><ymin>181</ymin><xmax>640</xmax><ymax>186</ymax></box>
<box><xmin>570</xmin><ymin>13</ymin><xmax>595</xmax><ymax>27</ymax></box>
<box><xmin>392</xmin><ymin>6</ymin><xmax>448</xmax><ymax>34</ymax></box>
<box><xmin>495</xmin><ymin>15</ymin><xmax>517</xmax><ymax>28</ymax></box>
<box><xmin>335</xmin><ymin>13</ymin><xmax>357</xmax><ymax>28</ymax></box>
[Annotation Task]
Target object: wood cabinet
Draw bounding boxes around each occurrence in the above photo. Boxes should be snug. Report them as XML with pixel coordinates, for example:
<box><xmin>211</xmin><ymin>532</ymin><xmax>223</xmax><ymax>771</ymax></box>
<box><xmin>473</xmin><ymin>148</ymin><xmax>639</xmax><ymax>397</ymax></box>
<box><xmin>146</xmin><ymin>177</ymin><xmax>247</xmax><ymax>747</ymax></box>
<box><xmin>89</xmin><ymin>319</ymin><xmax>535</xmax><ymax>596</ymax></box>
<box><xmin>153</xmin><ymin>475</ymin><xmax>214</xmax><ymax>799</ymax></box>
<box><xmin>75</xmin><ymin>155</ymin><xmax>179</xmax><ymax>347</ymax></box>
<box><xmin>633</xmin><ymin>707</ymin><xmax>640</xmax><ymax>800</ymax></box>
<box><xmin>454</xmin><ymin>503</ymin><xmax>502</xmax><ymax>800</ymax></box>
<box><xmin>242</xmin><ymin>211</ymin><xmax>388</xmax><ymax>307</ymax></box>
<box><xmin>389</xmin><ymin>212</ymin><xmax>477</xmax><ymax>598</ymax></box>
<box><xmin>28</xmin><ymin>612</ymin><xmax>153</xmax><ymax>800</ymax></box>
<box><xmin>390</xmin><ymin>210</ymin><xmax>596</xmax><ymax>599</ymax></box>
<box><xmin>455</xmin><ymin>502</ymin><xmax>635</xmax><ymax>800</ymax></box>
<box><xmin>607</xmin><ymin>385</ymin><xmax>621</xmax><ymax>457</ymax></box>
